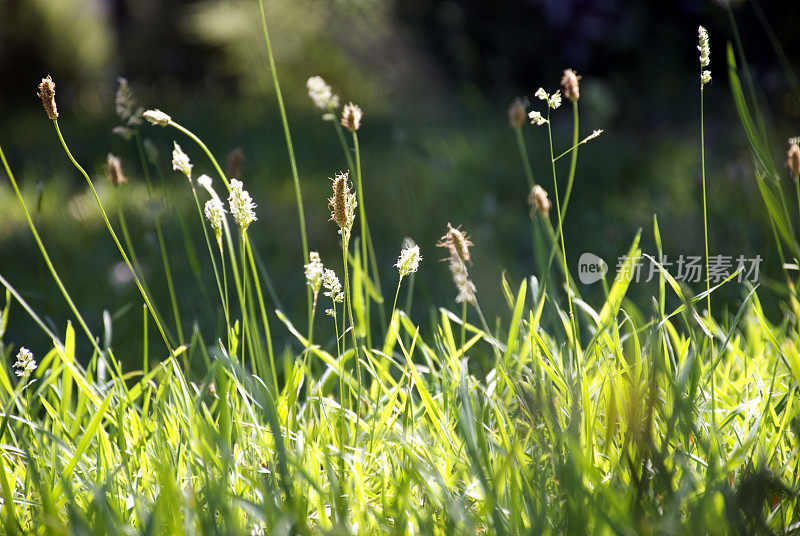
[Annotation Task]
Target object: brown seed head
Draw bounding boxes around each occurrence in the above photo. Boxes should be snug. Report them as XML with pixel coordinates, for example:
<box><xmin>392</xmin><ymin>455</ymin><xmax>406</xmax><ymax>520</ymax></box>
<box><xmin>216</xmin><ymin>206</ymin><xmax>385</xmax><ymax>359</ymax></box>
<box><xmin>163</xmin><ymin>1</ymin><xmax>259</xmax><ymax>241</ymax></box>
<box><xmin>37</xmin><ymin>76</ymin><xmax>58</xmax><ymax>120</ymax></box>
<box><xmin>560</xmin><ymin>69</ymin><xmax>581</xmax><ymax>101</ymax></box>
<box><xmin>437</xmin><ymin>223</ymin><xmax>473</xmax><ymax>264</ymax></box>
<box><xmin>227</xmin><ymin>148</ymin><xmax>244</xmax><ymax>180</ymax></box>
<box><xmin>508</xmin><ymin>98</ymin><xmax>527</xmax><ymax>129</ymax></box>
<box><xmin>105</xmin><ymin>153</ymin><xmax>127</xmax><ymax>187</ymax></box>
<box><xmin>328</xmin><ymin>171</ymin><xmax>352</xmax><ymax>228</ymax></box>
<box><xmin>788</xmin><ymin>140</ymin><xmax>800</xmax><ymax>179</ymax></box>
<box><xmin>341</xmin><ymin>103</ymin><xmax>362</xmax><ymax>132</ymax></box>
<box><xmin>528</xmin><ymin>185</ymin><xmax>551</xmax><ymax>216</ymax></box>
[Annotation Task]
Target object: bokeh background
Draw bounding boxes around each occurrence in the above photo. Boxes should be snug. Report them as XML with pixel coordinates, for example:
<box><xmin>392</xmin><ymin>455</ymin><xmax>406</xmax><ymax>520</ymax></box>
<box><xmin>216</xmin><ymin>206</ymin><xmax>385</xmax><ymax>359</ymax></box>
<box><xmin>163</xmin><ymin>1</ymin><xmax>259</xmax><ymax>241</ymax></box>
<box><xmin>1</xmin><ymin>0</ymin><xmax>799</xmax><ymax>364</ymax></box>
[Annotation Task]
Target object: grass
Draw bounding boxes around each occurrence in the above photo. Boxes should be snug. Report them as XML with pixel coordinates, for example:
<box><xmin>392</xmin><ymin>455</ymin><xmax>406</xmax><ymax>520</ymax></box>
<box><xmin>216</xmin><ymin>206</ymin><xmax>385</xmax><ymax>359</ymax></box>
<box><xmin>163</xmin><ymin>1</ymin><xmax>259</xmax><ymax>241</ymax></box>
<box><xmin>1</xmin><ymin>8</ymin><xmax>800</xmax><ymax>536</ymax></box>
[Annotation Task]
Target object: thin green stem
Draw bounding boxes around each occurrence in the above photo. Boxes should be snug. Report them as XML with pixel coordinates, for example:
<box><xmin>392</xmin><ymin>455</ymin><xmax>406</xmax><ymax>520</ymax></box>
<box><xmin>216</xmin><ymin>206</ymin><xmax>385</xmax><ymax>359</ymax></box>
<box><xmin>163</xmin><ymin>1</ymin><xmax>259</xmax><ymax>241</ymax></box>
<box><xmin>700</xmin><ymin>86</ymin><xmax>711</xmax><ymax>315</ymax></box>
<box><xmin>546</xmin><ymin>112</ymin><xmax>579</xmax><ymax>356</ymax></box>
<box><xmin>246</xmin><ymin>239</ymin><xmax>278</xmax><ymax>394</ymax></box>
<box><xmin>341</xmin><ymin>231</ymin><xmax>362</xmax><ymax>433</ymax></box>
<box><xmin>352</xmin><ymin>132</ymin><xmax>373</xmax><ymax>347</ymax></box>
<box><xmin>256</xmin><ymin>0</ymin><xmax>311</xmax><ymax>319</ymax></box>
<box><xmin>53</xmin><ymin>119</ymin><xmax>173</xmax><ymax>353</ymax></box>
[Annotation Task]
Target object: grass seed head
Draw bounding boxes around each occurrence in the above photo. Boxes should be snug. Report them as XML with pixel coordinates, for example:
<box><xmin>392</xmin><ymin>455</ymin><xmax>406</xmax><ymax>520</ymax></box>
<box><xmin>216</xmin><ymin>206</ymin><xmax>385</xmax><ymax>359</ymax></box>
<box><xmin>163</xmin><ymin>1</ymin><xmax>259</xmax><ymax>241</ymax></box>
<box><xmin>329</xmin><ymin>171</ymin><xmax>356</xmax><ymax>230</ymax></box>
<box><xmin>341</xmin><ymin>103</ymin><xmax>363</xmax><ymax>132</ymax></box>
<box><xmin>143</xmin><ymin>109</ymin><xmax>171</xmax><ymax>126</ymax></box>
<box><xmin>115</xmin><ymin>78</ymin><xmax>143</xmax><ymax>126</ymax></box>
<box><xmin>560</xmin><ymin>69</ymin><xmax>581</xmax><ymax>101</ymax></box>
<box><xmin>508</xmin><ymin>98</ymin><xmax>528</xmax><ymax>128</ymax></box>
<box><xmin>788</xmin><ymin>139</ymin><xmax>800</xmax><ymax>178</ymax></box>
<box><xmin>204</xmin><ymin>197</ymin><xmax>226</xmax><ymax>249</ymax></box>
<box><xmin>14</xmin><ymin>347</ymin><xmax>36</xmax><ymax>377</ymax></box>
<box><xmin>228</xmin><ymin>178</ymin><xmax>257</xmax><ymax>233</ymax></box>
<box><xmin>396</xmin><ymin>242</ymin><xmax>422</xmax><ymax>278</ymax></box>
<box><xmin>37</xmin><ymin>76</ymin><xmax>58</xmax><ymax>120</ymax></box>
<box><xmin>449</xmin><ymin>256</ymin><xmax>476</xmax><ymax>304</ymax></box>
<box><xmin>529</xmin><ymin>184</ymin><xmax>551</xmax><ymax>216</ymax></box>
<box><xmin>307</xmin><ymin>76</ymin><xmax>340</xmax><ymax>109</ymax></box>
<box><xmin>172</xmin><ymin>142</ymin><xmax>193</xmax><ymax>181</ymax></box>
<box><xmin>437</xmin><ymin>223</ymin><xmax>473</xmax><ymax>265</ymax></box>
<box><xmin>105</xmin><ymin>153</ymin><xmax>127</xmax><ymax>187</ymax></box>
<box><xmin>305</xmin><ymin>252</ymin><xmax>324</xmax><ymax>297</ymax></box>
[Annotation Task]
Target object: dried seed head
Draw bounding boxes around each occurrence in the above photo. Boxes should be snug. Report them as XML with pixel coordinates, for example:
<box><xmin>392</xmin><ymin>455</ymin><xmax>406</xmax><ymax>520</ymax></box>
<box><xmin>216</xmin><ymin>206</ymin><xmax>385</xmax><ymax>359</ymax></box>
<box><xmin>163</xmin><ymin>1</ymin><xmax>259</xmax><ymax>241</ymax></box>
<box><xmin>395</xmin><ymin>243</ymin><xmax>422</xmax><ymax>278</ymax></box>
<box><xmin>14</xmin><ymin>347</ymin><xmax>36</xmax><ymax>377</ymax></box>
<box><xmin>228</xmin><ymin>179</ymin><xmax>257</xmax><ymax>232</ymax></box>
<box><xmin>105</xmin><ymin>153</ymin><xmax>127</xmax><ymax>187</ymax></box>
<box><xmin>227</xmin><ymin>148</ymin><xmax>244</xmax><ymax>180</ymax></box>
<box><xmin>437</xmin><ymin>223</ymin><xmax>473</xmax><ymax>265</ymax></box>
<box><xmin>449</xmin><ymin>256</ymin><xmax>476</xmax><ymax>305</ymax></box>
<box><xmin>307</xmin><ymin>76</ymin><xmax>340</xmax><ymax>109</ymax></box>
<box><xmin>508</xmin><ymin>98</ymin><xmax>528</xmax><ymax>129</ymax></box>
<box><xmin>172</xmin><ymin>142</ymin><xmax>192</xmax><ymax>181</ymax></box>
<box><xmin>328</xmin><ymin>171</ymin><xmax>356</xmax><ymax>230</ymax></box>
<box><xmin>788</xmin><ymin>140</ymin><xmax>800</xmax><ymax>179</ymax></box>
<box><xmin>143</xmin><ymin>109</ymin><xmax>171</xmax><ymax>126</ymax></box>
<box><xmin>560</xmin><ymin>69</ymin><xmax>582</xmax><ymax>101</ymax></box>
<box><xmin>305</xmin><ymin>251</ymin><xmax>325</xmax><ymax>297</ymax></box>
<box><xmin>528</xmin><ymin>184</ymin><xmax>551</xmax><ymax>216</ymax></box>
<box><xmin>37</xmin><ymin>76</ymin><xmax>58</xmax><ymax>120</ymax></box>
<box><xmin>341</xmin><ymin>103</ymin><xmax>362</xmax><ymax>132</ymax></box>
<box><xmin>115</xmin><ymin>77</ymin><xmax>143</xmax><ymax>126</ymax></box>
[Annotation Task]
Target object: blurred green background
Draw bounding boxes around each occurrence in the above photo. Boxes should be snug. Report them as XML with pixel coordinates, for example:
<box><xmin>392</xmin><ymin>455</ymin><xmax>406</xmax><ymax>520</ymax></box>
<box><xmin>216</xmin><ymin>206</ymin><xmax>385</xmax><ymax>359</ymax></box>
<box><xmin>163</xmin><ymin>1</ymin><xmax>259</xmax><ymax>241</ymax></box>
<box><xmin>1</xmin><ymin>0</ymin><xmax>799</xmax><ymax>365</ymax></box>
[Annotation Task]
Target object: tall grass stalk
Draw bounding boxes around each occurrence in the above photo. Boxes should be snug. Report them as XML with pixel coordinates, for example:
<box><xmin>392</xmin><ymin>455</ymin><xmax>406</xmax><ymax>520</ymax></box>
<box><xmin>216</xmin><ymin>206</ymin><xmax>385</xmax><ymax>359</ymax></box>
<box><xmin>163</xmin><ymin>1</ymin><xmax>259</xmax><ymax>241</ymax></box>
<box><xmin>52</xmin><ymin>119</ymin><xmax>174</xmax><ymax>353</ymax></box>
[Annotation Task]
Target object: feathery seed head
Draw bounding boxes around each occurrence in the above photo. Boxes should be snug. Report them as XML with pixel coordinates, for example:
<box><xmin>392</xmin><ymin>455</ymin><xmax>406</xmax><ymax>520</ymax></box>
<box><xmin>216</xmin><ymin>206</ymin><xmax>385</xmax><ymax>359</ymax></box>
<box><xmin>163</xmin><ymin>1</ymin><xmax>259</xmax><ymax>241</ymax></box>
<box><xmin>204</xmin><ymin>198</ymin><xmax>226</xmax><ymax>249</ymax></box>
<box><xmin>37</xmin><ymin>76</ymin><xmax>58</xmax><ymax>120</ymax></box>
<box><xmin>172</xmin><ymin>142</ymin><xmax>192</xmax><ymax>181</ymax></box>
<box><xmin>228</xmin><ymin>179</ymin><xmax>257</xmax><ymax>232</ymax></box>
<box><xmin>106</xmin><ymin>153</ymin><xmax>127</xmax><ymax>187</ymax></box>
<box><xmin>396</xmin><ymin>243</ymin><xmax>422</xmax><ymax>278</ymax></box>
<box><xmin>698</xmin><ymin>26</ymin><xmax>711</xmax><ymax>68</ymax></box>
<box><xmin>788</xmin><ymin>139</ymin><xmax>800</xmax><ymax>179</ymax></box>
<box><xmin>307</xmin><ymin>76</ymin><xmax>340</xmax><ymax>109</ymax></box>
<box><xmin>305</xmin><ymin>252</ymin><xmax>325</xmax><ymax>296</ymax></box>
<box><xmin>548</xmin><ymin>91</ymin><xmax>562</xmax><ymax>109</ymax></box>
<box><xmin>528</xmin><ymin>184</ymin><xmax>551</xmax><ymax>216</ymax></box>
<box><xmin>529</xmin><ymin>111</ymin><xmax>548</xmax><ymax>126</ymax></box>
<box><xmin>560</xmin><ymin>69</ymin><xmax>582</xmax><ymax>101</ymax></box>
<box><xmin>449</xmin><ymin>257</ymin><xmax>476</xmax><ymax>305</ymax></box>
<box><xmin>341</xmin><ymin>103</ymin><xmax>362</xmax><ymax>132</ymax></box>
<box><xmin>14</xmin><ymin>347</ymin><xmax>36</xmax><ymax>377</ymax></box>
<box><xmin>115</xmin><ymin>78</ymin><xmax>143</xmax><ymax>126</ymax></box>
<box><xmin>508</xmin><ymin>98</ymin><xmax>528</xmax><ymax>128</ymax></box>
<box><xmin>583</xmin><ymin>129</ymin><xmax>604</xmax><ymax>143</ymax></box>
<box><xmin>701</xmin><ymin>70</ymin><xmax>712</xmax><ymax>85</ymax></box>
<box><xmin>437</xmin><ymin>223</ymin><xmax>473</xmax><ymax>265</ymax></box>
<box><xmin>534</xmin><ymin>88</ymin><xmax>548</xmax><ymax>101</ymax></box>
<box><xmin>329</xmin><ymin>171</ymin><xmax>356</xmax><ymax>230</ymax></box>
<box><xmin>143</xmin><ymin>109</ymin><xmax>171</xmax><ymax>126</ymax></box>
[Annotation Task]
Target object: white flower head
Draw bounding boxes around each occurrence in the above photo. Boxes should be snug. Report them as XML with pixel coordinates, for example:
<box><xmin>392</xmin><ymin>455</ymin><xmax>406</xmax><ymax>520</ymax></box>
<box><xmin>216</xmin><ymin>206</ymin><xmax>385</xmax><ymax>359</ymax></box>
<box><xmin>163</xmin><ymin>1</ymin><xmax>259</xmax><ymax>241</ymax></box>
<box><xmin>395</xmin><ymin>243</ymin><xmax>421</xmax><ymax>278</ymax></box>
<box><xmin>14</xmin><ymin>347</ymin><xmax>36</xmax><ymax>377</ymax></box>
<box><xmin>528</xmin><ymin>111</ymin><xmax>548</xmax><ymax>126</ymax></box>
<box><xmin>322</xmin><ymin>268</ymin><xmax>343</xmax><ymax>304</ymax></box>
<box><xmin>228</xmin><ymin>179</ymin><xmax>257</xmax><ymax>233</ymax></box>
<box><xmin>582</xmin><ymin>129</ymin><xmax>604</xmax><ymax>143</ymax></box>
<box><xmin>698</xmin><ymin>26</ymin><xmax>711</xmax><ymax>68</ymax></box>
<box><xmin>307</xmin><ymin>76</ymin><xmax>340</xmax><ymax>110</ymax></box>
<box><xmin>143</xmin><ymin>109</ymin><xmax>171</xmax><ymax>126</ymax></box>
<box><xmin>172</xmin><ymin>142</ymin><xmax>192</xmax><ymax>181</ymax></box>
<box><xmin>701</xmin><ymin>70</ymin><xmax>712</xmax><ymax>85</ymax></box>
<box><xmin>204</xmin><ymin>198</ymin><xmax>226</xmax><ymax>249</ymax></box>
<box><xmin>305</xmin><ymin>252</ymin><xmax>324</xmax><ymax>296</ymax></box>
<box><xmin>534</xmin><ymin>88</ymin><xmax>549</xmax><ymax>101</ymax></box>
<box><xmin>548</xmin><ymin>91</ymin><xmax>562</xmax><ymax>109</ymax></box>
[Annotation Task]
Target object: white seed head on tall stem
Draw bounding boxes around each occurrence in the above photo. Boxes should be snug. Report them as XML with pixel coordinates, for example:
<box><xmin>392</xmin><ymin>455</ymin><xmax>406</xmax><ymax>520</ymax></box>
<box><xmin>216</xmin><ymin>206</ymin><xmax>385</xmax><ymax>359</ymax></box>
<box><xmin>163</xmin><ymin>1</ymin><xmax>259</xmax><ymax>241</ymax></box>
<box><xmin>307</xmin><ymin>76</ymin><xmax>340</xmax><ymax>110</ymax></box>
<box><xmin>172</xmin><ymin>142</ymin><xmax>193</xmax><ymax>181</ymax></box>
<box><xmin>395</xmin><ymin>243</ymin><xmax>422</xmax><ymax>279</ymax></box>
<box><xmin>204</xmin><ymin>198</ymin><xmax>226</xmax><ymax>250</ymax></box>
<box><xmin>322</xmin><ymin>268</ymin><xmax>344</xmax><ymax>316</ymax></box>
<box><xmin>698</xmin><ymin>26</ymin><xmax>711</xmax><ymax>86</ymax></box>
<box><xmin>341</xmin><ymin>103</ymin><xmax>362</xmax><ymax>132</ymax></box>
<box><xmin>228</xmin><ymin>178</ymin><xmax>257</xmax><ymax>233</ymax></box>
<box><xmin>305</xmin><ymin>251</ymin><xmax>325</xmax><ymax>299</ymax></box>
<box><xmin>143</xmin><ymin>109</ymin><xmax>172</xmax><ymax>126</ymax></box>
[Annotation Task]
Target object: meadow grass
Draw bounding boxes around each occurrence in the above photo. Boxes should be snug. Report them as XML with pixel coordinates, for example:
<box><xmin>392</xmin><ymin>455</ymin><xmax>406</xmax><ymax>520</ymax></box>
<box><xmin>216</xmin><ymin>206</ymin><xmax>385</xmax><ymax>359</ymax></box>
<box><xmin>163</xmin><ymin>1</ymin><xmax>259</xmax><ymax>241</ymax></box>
<box><xmin>1</xmin><ymin>10</ymin><xmax>800</xmax><ymax>536</ymax></box>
